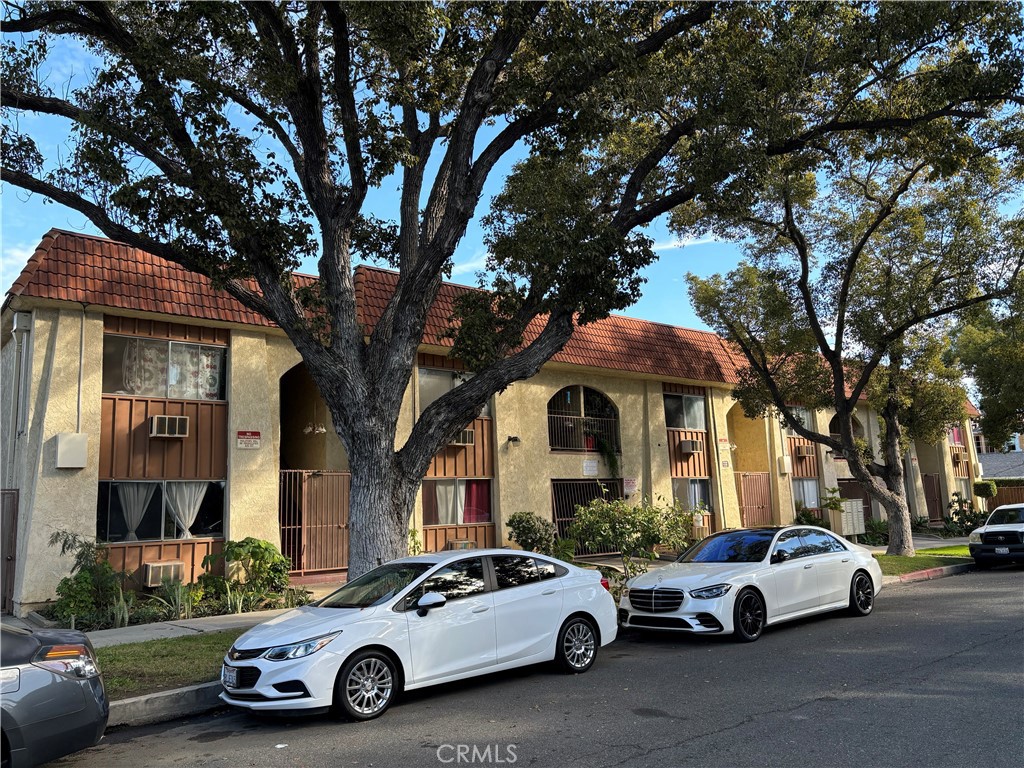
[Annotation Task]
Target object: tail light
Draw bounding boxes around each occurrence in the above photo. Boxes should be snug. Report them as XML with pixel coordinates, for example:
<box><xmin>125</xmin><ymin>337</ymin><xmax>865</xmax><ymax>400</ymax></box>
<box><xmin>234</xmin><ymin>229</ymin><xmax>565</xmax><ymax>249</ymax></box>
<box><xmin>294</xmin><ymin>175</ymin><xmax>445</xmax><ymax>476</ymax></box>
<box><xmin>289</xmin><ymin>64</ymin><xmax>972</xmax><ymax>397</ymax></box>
<box><xmin>600</xmin><ymin>577</ymin><xmax>611</xmax><ymax>591</ymax></box>
<box><xmin>32</xmin><ymin>643</ymin><xmax>101</xmax><ymax>679</ymax></box>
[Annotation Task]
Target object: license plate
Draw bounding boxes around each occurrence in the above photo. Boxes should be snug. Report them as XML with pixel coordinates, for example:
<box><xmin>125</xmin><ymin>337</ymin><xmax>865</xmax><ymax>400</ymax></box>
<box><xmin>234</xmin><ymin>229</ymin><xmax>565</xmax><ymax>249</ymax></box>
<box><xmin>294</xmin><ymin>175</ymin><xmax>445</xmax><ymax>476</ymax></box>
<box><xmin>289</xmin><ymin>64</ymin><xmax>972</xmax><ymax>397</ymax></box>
<box><xmin>222</xmin><ymin>665</ymin><xmax>238</xmax><ymax>689</ymax></box>
<box><xmin>995</xmin><ymin>546</ymin><xmax>1010</xmax><ymax>555</ymax></box>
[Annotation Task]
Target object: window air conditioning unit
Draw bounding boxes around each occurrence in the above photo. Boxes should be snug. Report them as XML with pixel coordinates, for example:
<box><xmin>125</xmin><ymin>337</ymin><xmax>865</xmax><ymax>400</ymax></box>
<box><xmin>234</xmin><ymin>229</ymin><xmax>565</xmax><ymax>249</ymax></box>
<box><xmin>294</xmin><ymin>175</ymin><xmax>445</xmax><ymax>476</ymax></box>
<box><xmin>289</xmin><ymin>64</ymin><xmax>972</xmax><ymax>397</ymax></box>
<box><xmin>150</xmin><ymin>415</ymin><xmax>189</xmax><ymax>438</ymax></box>
<box><xmin>795</xmin><ymin>445</ymin><xmax>816</xmax><ymax>457</ymax></box>
<box><xmin>143</xmin><ymin>560</ymin><xmax>184</xmax><ymax>588</ymax></box>
<box><xmin>449</xmin><ymin>429</ymin><xmax>475</xmax><ymax>447</ymax></box>
<box><xmin>678</xmin><ymin>439</ymin><xmax>704</xmax><ymax>453</ymax></box>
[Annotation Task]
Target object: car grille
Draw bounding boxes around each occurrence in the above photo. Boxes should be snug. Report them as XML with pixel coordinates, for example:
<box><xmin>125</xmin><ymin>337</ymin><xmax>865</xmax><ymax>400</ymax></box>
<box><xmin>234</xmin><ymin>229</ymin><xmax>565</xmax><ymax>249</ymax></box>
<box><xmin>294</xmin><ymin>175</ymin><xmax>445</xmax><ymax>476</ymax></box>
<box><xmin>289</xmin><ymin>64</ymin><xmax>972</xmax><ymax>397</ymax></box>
<box><xmin>981</xmin><ymin>532</ymin><xmax>1023</xmax><ymax>545</ymax></box>
<box><xmin>228</xmin><ymin>646</ymin><xmax>268</xmax><ymax>661</ymax></box>
<box><xmin>235</xmin><ymin>667</ymin><xmax>262</xmax><ymax>689</ymax></box>
<box><xmin>628</xmin><ymin>588</ymin><xmax>686</xmax><ymax>613</ymax></box>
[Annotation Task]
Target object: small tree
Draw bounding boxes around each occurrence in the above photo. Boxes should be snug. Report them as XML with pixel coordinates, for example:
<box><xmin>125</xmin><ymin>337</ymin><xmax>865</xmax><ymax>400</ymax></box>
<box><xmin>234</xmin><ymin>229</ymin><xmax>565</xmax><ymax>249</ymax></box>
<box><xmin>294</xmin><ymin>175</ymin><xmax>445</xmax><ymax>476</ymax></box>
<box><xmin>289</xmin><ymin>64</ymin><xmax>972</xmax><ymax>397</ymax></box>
<box><xmin>972</xmin><ymin>480</ymin><xmax>998</xmax><ymax>513</ymax></box>
<box><xmin>567</xmin><ymin>497</ymin><xmax>661</xmax><ymax>581</ymax></box>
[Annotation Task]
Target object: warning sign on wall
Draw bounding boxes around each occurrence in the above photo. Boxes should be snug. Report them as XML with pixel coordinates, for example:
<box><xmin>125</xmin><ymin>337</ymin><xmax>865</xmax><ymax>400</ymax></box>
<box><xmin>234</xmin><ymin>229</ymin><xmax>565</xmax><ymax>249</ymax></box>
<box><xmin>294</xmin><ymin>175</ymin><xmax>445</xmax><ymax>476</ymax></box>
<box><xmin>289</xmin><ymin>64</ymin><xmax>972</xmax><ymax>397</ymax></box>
<box><xmin>236</xmin><ymin>431</ymin><xmax>262</xmax><ymax>449</ymax></box>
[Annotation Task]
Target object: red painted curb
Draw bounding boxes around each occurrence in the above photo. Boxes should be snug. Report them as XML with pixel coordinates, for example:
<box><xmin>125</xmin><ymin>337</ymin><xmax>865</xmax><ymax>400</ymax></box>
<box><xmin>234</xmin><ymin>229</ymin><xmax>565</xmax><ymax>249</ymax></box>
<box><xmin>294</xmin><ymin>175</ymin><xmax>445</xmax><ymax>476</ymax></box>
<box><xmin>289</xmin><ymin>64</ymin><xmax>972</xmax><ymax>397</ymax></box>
<box><xmin>898</xmin><ymin>563</ymin><xmax>974</xmax><ymax>583</ymax></box>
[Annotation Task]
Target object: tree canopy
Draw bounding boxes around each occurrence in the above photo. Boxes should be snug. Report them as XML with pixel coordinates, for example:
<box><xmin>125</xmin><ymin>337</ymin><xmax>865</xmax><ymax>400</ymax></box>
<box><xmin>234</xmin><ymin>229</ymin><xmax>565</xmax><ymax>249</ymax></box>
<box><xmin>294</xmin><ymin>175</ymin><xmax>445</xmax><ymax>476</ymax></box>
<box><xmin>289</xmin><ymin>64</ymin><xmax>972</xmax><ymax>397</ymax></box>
<box><xmin>4</xmin><ymin>1</ymin><xmax>1023</xmax><ymax>572</ymax></box>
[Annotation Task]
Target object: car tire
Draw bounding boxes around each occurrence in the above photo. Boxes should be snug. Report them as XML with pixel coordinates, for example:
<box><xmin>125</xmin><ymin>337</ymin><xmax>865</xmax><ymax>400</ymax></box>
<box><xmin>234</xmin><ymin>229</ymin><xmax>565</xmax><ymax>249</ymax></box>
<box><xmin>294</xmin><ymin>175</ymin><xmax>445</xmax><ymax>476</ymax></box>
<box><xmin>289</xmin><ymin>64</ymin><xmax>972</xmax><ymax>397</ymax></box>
<box><xmin>334</xmin><ymin>650</ymin><xmax>397</xmax><ymax>721</ymax></box>
<box><xmin>556</xmin><ymin>616</ymin><xmax>598</xmax><ymax>674</ymax></box>
<box><xmin>732</xmin><ymin>589</ymin><xmax>765</xmax><ymax>642</ymax></box>
<box><xmin>848</xmin><ymin>571</ymin><xmax>874</xmax><ymax>616</ymax></box>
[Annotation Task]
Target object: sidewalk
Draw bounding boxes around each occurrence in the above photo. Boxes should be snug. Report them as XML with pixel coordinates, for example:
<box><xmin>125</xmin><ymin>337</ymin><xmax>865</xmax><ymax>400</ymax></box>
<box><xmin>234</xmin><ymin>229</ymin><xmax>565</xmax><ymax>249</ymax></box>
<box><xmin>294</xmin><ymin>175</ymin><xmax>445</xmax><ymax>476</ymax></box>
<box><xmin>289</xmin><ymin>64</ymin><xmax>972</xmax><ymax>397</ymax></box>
<box><xmin>0</xmin><ymin>548</ymin><xmax>976</xmax><ymax>731</ymax></box>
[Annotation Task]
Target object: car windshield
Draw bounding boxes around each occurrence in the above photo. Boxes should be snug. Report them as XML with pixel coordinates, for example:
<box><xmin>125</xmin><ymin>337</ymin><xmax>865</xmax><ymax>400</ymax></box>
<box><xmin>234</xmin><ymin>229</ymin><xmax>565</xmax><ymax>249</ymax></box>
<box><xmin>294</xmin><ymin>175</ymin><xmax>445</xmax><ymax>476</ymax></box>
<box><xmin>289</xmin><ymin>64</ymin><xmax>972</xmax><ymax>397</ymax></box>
<box><xmin>677</xmin><ymin>529</ymin><xmax>776</xmax><ymax>563</ymax></box>
<box><xmin>987</xmin><ymin>508</ymin><xmax>1024</xmax><ymax>526</ymax></box>
<box><xmin>317</xmin><ymin>562</ymin><xmax>433</xmax><ymax>609</ymax></box>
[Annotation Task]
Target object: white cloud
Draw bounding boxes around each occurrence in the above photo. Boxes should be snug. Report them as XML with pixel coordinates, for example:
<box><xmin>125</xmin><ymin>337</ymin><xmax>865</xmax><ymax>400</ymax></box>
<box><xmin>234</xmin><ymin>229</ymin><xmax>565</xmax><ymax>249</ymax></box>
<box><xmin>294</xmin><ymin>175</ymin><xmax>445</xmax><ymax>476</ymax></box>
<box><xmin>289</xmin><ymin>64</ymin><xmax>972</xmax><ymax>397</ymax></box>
<box><xmin>653</xmin><ymin>235</ymin><xmax>718</xmax><ymax>252</ymax></box>
<box><xmin>1</xmin><ymin>242</ymin><xmax>36</xmax><ymax>294</ymax></box>
<box><xmin>451</xmin><ymin>251</ymin><xmax>490</xmax><ymax>277</ymax></box>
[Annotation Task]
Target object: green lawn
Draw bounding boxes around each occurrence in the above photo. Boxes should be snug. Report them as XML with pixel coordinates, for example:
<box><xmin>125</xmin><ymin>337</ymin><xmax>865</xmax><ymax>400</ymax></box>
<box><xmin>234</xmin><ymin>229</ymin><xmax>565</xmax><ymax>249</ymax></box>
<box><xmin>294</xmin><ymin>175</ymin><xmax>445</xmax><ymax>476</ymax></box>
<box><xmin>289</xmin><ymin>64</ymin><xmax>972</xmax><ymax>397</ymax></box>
<box><xmin>917</xmin><ymin>545</ymin><xmax>971</xmax><ymax>557</ymax></box>
<box><xmin>873</xmin><ymin>553</ymin><xmax>972</xmax><ymax>576</ymax></box>
<box><xmin>97</xmin><ymin>628</ymin><xmax>245</xmax><ymax>700</ymax></box>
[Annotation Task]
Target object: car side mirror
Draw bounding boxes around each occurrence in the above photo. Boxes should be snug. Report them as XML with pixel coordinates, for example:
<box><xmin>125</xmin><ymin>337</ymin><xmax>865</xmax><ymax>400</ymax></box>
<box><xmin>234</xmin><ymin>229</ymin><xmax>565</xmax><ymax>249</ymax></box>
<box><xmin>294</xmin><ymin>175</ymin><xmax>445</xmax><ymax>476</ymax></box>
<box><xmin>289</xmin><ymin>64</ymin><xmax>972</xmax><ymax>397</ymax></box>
<box><xmin>771</xmin><ymin>550</ymin><xmax>789</xmax><ymax>564</ymax></box>
<box><xmin>416</xmin><ymin>591</ymin><xmax>447</xmax><ymax>617</ymax></box>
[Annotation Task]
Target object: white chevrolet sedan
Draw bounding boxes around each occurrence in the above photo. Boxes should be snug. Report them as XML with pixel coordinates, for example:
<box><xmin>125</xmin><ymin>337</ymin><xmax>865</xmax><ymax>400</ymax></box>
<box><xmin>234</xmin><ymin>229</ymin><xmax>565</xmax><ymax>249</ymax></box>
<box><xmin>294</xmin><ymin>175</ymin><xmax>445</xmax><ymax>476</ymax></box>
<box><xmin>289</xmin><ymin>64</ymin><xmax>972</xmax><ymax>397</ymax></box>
<box><xmin>221</xmin><ymin>549</ymin><xmax>617</xmax><ymax>720</ymax></box>
<box><xmin>618</xmin><ymin>526</ymin><xmax>882</xmax><ymax>642</ymax></box>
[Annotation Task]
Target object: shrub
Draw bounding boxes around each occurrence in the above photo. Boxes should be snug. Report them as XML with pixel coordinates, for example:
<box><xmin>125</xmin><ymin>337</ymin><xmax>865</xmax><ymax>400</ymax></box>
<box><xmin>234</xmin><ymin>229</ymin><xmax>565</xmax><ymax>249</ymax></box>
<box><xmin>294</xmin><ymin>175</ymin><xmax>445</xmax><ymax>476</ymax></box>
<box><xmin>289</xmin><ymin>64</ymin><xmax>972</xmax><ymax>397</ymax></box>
<box><xmin>48</xmin><ymin>531</ymin><xmax>124</xmax><ymax>630</ymax></box>
<box><xmin>507</xmin><ymin>511</ymin><xmax>557</xmax><ymax>555</ymax></box>
<box><xmin>568</xmin><ymin>496</ymin><xmax>661</xmax><ymax>581</ymax></box>
<box><xmin>658</xmin><ymin>499</ymin><xmax>702</xmax><ymax>553</ymax></box>
<box><xmin>202</xmin><ymin>537</ymin><xmax>291</xmax><ymax>594</ymax></box>
<box><xmin>859</xmin><ymin>519</ymin><xmax>889</xmax><ymax>547</ymax></box>
<box><xmin>795</xmin><ymin>508</ymin><xmax>828</xmax><ymax>529</ymax></box>
<box><xmin>943</xmin><ymin>492</ymin><xmax>988</xmax><ymax>536</ymax></box>
<box><xmin>972</xmin><ymin>480</ymin><xmax>997</xmax><ymax>499</ymax></box>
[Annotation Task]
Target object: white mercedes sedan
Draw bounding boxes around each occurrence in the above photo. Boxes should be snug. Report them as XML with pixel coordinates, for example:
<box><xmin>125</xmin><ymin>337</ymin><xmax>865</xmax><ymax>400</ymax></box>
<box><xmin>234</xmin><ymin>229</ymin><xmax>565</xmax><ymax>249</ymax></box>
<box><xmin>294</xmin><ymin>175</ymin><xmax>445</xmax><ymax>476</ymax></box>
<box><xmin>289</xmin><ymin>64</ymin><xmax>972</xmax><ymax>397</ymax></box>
<box><xmin>618</xmin><ymin>526</ymin><xmax>882</xmax><ymax>642</ymax></box>
<box><xmin>221</xmin><ymin>549</ymin><xmax>617</xmax><ymax>720</ymax></box>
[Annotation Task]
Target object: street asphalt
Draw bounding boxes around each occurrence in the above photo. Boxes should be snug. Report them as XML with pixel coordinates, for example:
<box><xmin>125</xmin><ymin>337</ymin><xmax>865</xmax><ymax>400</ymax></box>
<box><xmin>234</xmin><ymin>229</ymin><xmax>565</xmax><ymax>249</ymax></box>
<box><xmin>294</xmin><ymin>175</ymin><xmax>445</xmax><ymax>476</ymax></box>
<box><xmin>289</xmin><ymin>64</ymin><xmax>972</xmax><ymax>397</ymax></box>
<box><xmin>49</xmin><ymin>565</ymin><xmax>1024</xmax><ymax>768</ymax></box>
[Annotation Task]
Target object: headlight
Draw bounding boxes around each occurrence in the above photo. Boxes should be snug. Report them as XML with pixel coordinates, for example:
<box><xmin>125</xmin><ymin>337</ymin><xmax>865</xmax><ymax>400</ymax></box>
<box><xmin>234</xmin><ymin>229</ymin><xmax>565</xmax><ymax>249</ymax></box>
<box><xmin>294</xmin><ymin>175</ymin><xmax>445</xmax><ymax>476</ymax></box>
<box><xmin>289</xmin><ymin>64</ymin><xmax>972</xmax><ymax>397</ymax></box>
<box><xmin>968</xmin><ymin>532</ymin><xmax>982</xmax><ymax>543</ymax></box>
<box><xmin>264</xmin><ymin>632</ymin><xmax>341</xmax><ymax>661</ymax></box>
<box><xmin>688</xmin><ymin>584</ymin><xmax>732</xmax><ymax>600</ymax></box>
<box><xmin>31</xmin><ymin>644</ymin><xmax>101</xmax><ymax>679</ymax></box>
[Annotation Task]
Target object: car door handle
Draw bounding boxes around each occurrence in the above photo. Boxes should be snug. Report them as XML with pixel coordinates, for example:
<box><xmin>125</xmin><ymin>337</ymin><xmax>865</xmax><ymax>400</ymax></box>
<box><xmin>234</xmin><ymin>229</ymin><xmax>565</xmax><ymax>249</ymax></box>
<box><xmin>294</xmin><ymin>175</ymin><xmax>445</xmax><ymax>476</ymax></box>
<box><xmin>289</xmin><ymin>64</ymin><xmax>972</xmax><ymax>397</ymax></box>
<box><xmin>541</xmin><ymin>589</ymin><xmax>557</xmax><ymax>595</ymax></box>
<box><xmin>803</xmin><ymin>564</ymin><xmax>813</xmax><ymax>569</ymax></box>
<box><xmin>842</xmin><ymin>558</ymin><xmax>850</xmax><ymax>563</ymax></box>
<box><xmin>472</xmin><ymin>606</ymin><xmax>490</xmax><ymax>613</ymax></box>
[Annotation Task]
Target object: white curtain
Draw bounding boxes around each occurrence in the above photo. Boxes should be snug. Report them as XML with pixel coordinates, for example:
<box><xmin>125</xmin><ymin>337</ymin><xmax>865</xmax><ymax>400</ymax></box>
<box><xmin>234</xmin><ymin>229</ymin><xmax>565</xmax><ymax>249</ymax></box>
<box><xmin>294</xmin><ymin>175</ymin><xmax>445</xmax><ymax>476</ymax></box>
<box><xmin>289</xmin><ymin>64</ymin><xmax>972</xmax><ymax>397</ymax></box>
<box><xmin>165</xmin><ymin>481</ymin><xmax>208</xmax><ymax>539</ymax></box>
<box><xmin>433</xmin><ymin>481</ymin><xmax>465</xmax><ymax>526</ymax></box>
<box><xmin>122</xmin><ymin>339</ymin><xmax>169</xmax><ymax>396</ymax></box>
<box><xmin>116</xmin><ymin>482</ymin><xmax>157</xmax><ymax>541</ymax></box>
<box><xmin>168</xmin><ymin>344</ymin><xmax>223</xmax><ymax>400</ymax></box>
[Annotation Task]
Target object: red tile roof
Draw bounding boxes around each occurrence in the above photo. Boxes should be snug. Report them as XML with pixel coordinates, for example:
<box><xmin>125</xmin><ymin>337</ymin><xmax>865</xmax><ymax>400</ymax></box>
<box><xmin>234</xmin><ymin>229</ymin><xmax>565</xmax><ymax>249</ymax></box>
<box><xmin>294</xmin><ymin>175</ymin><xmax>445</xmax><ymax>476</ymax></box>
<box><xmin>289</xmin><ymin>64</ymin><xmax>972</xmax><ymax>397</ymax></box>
<box><xmin>8</xmin><ymin>229</ymin><xmax>743</xmax><ymax>384</ymax></box>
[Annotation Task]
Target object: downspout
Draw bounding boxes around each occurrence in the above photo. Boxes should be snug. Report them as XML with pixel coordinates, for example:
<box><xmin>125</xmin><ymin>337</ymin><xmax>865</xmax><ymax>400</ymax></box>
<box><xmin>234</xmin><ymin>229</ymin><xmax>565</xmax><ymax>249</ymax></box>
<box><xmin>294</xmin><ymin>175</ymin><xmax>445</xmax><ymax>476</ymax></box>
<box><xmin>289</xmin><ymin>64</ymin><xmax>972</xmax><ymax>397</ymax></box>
<box><xmin>6</xmin><ymin>312</ymin><xmax>32</xmax><ymax>486</ymax></box>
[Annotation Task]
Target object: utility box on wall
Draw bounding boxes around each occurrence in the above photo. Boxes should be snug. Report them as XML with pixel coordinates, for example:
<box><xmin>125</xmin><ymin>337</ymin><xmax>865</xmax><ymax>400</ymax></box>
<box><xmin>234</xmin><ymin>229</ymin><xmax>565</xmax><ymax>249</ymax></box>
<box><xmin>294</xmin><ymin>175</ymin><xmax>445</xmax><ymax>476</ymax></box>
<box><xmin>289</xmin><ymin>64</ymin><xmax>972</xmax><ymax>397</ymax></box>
<box><xmin>55</xmin><ymin>433</ymin><xmax>88</xmax><ymax>469</ymax></box>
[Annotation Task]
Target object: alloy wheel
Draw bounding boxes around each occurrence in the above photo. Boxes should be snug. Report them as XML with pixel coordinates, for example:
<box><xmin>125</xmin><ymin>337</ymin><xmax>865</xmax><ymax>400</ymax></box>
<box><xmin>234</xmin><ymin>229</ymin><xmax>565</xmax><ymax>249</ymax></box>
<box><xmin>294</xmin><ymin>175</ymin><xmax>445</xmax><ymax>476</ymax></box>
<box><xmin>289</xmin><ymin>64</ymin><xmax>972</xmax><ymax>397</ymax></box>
<box><xmin>560</xmin><ymin>619</ymin><xmax>596</xmax><ymax>672</ymax></box>
<box><xmin>344</xmin><ymin>656</ymin><xmax>394</xmax><ymax>717</ymax></box>
<box><xmin>735</xmin><ymin>590</ymin><xmax>765</xmax><ymax>641</ymax></box>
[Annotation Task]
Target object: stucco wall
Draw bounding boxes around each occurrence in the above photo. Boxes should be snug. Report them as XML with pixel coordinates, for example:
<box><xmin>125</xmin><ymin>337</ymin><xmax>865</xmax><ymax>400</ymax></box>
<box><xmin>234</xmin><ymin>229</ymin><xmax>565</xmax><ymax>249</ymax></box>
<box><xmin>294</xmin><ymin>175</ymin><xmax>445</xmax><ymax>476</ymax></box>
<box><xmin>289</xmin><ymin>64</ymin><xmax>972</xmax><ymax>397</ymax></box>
<box><xmin>224</xmin><ymin>332</ymin><xmax>300</xmax><ymax>547</ymax></box>
<box><xmin>12</xmin><ymin>308</ymin><xmax>104</xmax><ymax>612</ymax></box>
<box><xmin>1</xmin><ymin>333</ymin><xmax>17</xmax><ymax>489</ymax></box>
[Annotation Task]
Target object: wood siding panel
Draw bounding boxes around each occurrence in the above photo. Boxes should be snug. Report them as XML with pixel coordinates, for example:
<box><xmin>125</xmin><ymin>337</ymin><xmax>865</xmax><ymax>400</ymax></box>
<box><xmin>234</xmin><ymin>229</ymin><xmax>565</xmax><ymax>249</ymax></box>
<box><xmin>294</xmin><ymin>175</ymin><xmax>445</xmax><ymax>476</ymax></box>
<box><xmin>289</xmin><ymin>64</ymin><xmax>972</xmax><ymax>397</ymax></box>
<box><xmin>100</xmin><ymin>396</ymin><xmax>228</xmax><ymax>480</ymax></box>
<box><xmin>950</xmin><ymin>448</ymin><xmax>970</xmax><ymax>478</ymax></box>
<box><xmin>787</xmin><ymin>437</ymin><xmax>819</xmax><ymax>478</ymax></box>
<box><xmin>662</xmin><ymin>383</ymin><xmax>706</xmax><ymax>396</ymax></box>
<box><xmin>104</xmin><ymin>316</ymin><xmax>229</xmax><ymax>345</ymax></box>
<box><xmin>422</xmin><ymin>524</ymin><xmax>496</xmax><ymax>553</ymax></box>
<box><xmin>666</xmin><ymin>429</ymin><xmax>709</xmax><ymax>477</ymax></box>
<box><xmin>417</xmin><ymin>352</ymin><xmax>466</xmax><ymax>371</ymax></box>
<box><xmin>427</xmin><ymin>417</ymin><xmax>494</xmax><ymax>478</ymax></box>
<box><xmin>102</xmin><ymin>538</ymin><xmax>224</xmax><ymax>588</ymax></box>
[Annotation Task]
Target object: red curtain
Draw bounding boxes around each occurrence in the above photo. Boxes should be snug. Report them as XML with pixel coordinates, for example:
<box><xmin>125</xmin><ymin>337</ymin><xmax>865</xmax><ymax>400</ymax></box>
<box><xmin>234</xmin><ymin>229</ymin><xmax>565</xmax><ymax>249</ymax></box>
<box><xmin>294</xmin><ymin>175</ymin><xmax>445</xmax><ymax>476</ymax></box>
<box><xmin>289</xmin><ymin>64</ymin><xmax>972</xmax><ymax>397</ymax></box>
<box><xmin>462</xmin><ymin>480</ymin><xmax>491</xmax><ymax>523</ymax></box>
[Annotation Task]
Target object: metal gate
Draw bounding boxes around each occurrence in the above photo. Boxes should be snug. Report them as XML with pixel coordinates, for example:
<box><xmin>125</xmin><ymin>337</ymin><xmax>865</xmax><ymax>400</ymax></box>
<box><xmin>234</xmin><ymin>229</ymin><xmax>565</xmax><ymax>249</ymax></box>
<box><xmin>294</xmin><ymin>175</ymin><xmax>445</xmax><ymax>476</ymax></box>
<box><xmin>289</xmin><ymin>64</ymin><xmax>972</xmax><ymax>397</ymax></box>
<box><xmin>2</xmin><ymin>490</ymin><xmax>18</xmax><ymax>614</ymax></box>
<box><xmin>551</xmin><ymin>479</ymin><xmax>624</xmax><ymax>555</ymax></box>
<box><xmin>737</xmin><ymin>473</ymin><xmax>773</xmax><ymax>527</ymax></box>
<box><xmin>279</xmin><ymin>471</ymin><xmax>350</xmax><ymax>577</ymax></box>
<box><xmin>921</xmin><ymin>474</ymin><xmax>942</xmax><ymax>523</ymax></box>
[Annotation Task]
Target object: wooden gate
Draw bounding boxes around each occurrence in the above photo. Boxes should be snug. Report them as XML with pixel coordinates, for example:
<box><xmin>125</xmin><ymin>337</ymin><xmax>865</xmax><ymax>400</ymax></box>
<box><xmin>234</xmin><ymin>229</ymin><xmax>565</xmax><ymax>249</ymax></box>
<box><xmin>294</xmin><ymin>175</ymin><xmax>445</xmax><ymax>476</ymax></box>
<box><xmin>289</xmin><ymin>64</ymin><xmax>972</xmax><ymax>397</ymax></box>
<box><xmin>921</xmin><ymin>473</ymin><xmax>942</xmax><ymax>524</ymax></box>
<box><xmin>551</xmin><ymin>479</ymin><xmax>624</xmax><ymax>555</ymax></box>
<box><xmin>279</xmin><ymin>471</ymin><xmax>350</xmax><ymax>577</ymax></box>
<box><xmin>1</xmin><ymin>490</ymin><xmax>17</xmax><ymax>614</ymax></box>
<box><xmin>737</xmin><ymin>473</ymin><xmax>773</xmax><ymax>527</ymax></box>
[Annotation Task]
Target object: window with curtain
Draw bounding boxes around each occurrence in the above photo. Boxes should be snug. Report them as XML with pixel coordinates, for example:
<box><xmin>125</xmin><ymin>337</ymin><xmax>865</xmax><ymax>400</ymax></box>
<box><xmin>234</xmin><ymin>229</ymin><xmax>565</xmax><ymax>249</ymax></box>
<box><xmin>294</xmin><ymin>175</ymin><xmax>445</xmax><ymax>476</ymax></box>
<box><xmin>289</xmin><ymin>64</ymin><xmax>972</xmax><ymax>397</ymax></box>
<box><xmin>422</xmin><ymin>479</ymin><xmax>492</xmax><ymax>526</ymax></box>
<box><xmin>671</xmin><ymin>478</ymin><xmax>712</xmax><ymax>512</ymax></box>
<box><xmin>102</xmin><ymin>336</ymin><xmax>226</xmax><ymax>400</ymax></box>
<box><xmin>418</xmin><ymin>368</ymin><xmax>491</xmax><ymax>417</ymax></box>
<box><xmin>97</xmin><ymin>480</ymin><xmax>224</xmax><ymax>542</ymax></box>
<box><xmin>785</xmin><ymin>406</ymin><xmax>812</xmax><ymax>436</ymax></box>
<box><xmin>664</xmin><ymin>394</ymin><xmax>706</xmax><ymax>430</ymax></box>
<box><xmin>792</xmin><ymin>478</ymin><xmax>820</xmax><ymax>511</ymax></box>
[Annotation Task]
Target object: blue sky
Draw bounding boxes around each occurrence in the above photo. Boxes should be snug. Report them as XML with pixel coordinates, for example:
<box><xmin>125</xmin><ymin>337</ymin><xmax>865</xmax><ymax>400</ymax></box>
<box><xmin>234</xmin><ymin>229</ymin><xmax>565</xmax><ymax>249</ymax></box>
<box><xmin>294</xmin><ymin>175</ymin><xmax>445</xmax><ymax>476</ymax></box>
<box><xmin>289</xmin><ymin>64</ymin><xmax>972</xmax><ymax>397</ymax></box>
<box><xmin>0</xmin><ymin>34</ymin><xmax>747</xmax><ymax>334</ymax></box>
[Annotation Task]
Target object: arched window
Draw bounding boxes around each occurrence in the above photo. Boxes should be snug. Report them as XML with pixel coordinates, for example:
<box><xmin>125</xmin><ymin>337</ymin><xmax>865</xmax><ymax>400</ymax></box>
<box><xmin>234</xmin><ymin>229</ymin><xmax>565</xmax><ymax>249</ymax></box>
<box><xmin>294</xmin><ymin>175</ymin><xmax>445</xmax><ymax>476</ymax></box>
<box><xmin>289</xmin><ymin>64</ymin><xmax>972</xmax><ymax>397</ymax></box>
<box><xmin>829</xmin><ymin>414</ymin><xmax>864</xmax><ymax>460</ymax></box>
<box><xmin>547</xmin><ymin>386</ymin><xmax>620</xmax><ymax>453</ymax></box>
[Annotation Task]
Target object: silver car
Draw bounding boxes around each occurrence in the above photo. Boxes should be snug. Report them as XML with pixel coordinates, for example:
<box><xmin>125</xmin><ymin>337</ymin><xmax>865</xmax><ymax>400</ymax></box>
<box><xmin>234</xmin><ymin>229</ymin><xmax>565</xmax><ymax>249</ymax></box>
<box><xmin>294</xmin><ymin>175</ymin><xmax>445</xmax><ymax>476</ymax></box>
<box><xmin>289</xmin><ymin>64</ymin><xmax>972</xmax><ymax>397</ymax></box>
<box><xmin>1</xmin><ymin>624</ymin><xmax>108</xmax><ymax>767</ymax></box>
